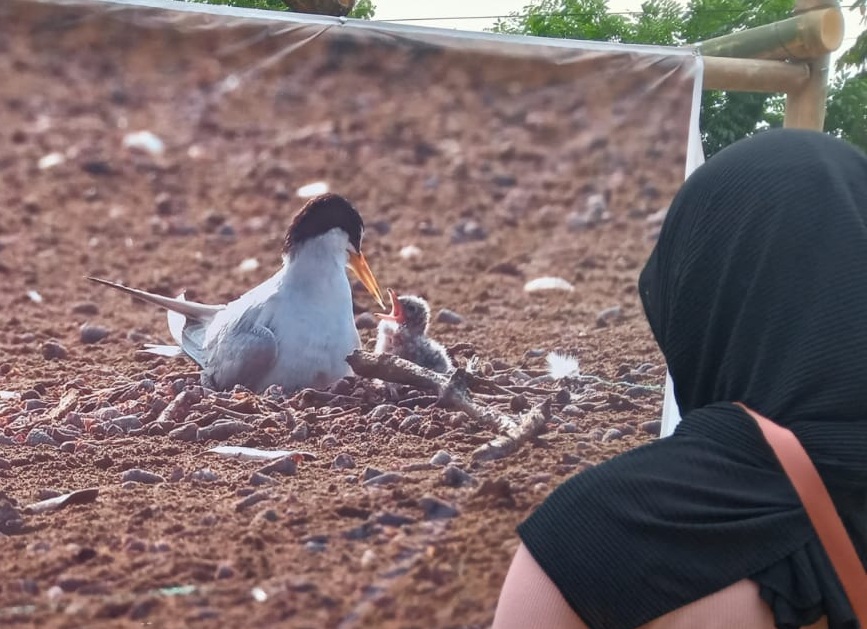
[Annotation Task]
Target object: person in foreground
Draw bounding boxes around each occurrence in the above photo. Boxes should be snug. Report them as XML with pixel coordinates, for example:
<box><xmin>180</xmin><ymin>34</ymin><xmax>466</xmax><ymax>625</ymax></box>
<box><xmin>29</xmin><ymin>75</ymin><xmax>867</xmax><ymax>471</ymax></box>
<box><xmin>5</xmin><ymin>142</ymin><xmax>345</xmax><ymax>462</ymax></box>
<box><xmin>492</xmin><ymin>129</ymin><xmax>867</xmax><ymax>629</ymax></box>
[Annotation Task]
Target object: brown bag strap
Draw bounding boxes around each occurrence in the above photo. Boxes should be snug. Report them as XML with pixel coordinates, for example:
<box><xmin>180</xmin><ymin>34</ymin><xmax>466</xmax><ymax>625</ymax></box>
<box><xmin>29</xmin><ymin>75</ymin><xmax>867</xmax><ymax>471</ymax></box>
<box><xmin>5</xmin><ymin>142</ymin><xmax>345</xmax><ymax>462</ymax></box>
<box><xmin>735</xmin><ymin>402</ymin><xmax>867</xmax><ymax>622</ymax></box>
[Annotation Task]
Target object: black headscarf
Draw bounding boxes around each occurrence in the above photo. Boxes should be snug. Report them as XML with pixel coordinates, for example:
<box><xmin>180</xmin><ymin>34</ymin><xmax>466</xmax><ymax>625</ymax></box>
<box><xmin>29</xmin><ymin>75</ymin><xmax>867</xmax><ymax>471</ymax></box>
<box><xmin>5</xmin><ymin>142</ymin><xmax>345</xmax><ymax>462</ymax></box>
<box><xmin>639</xmin><ymin>128</ymin><xmax>867</xmax><ymax>488</ymax></box>
<box><xmin>517</xmin><ymin>130</ymin><xmax>867</xmax><ymax>629</ymax></box>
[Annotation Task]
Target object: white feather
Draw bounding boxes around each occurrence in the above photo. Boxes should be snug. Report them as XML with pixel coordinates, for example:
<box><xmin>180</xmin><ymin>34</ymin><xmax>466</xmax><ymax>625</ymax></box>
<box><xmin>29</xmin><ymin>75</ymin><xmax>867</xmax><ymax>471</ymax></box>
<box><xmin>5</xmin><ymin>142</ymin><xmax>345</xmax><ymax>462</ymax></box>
<box><xmin>546</xmin><ymin>351</ymin><xmax>580</xmax><ymax>379</ymax></box>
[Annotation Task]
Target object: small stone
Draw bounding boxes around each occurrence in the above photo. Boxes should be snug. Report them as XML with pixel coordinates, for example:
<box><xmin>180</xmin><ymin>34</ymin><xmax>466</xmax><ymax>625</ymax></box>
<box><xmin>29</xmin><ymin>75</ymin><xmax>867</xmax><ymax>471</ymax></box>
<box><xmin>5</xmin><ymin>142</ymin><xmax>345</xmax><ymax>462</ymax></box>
<box><xmin>362</xmin><ymin>472</ymin><xmax>403</xmax><ymax>487</ymax></box>
<box><xmin>369</xmin><ymin>404</ymin><xmax>397</xmax><ymax>421</ymax></box>
<box><xmin>418</xmin><ymin>495</ymin><xmax>460</xmax><ymax>520</ymax></box>
<box><xmin>72</xmin><ymin>302</ymin><xmax>99</xmax><ymax>316</ymax></box>
<box><xmin>640</xmin><ymin>420</ymin><xmax>662</xmax><ymax>436</ymax></box>
<box><xmin>304</xmin><ymin>540</ymin><xmax>327</xmax><ymax>553</ymax></box>
<box><xmin>154</xmin><ymin>192</ymin><xmax>173</xmax><ymax>215</ymax></box>
<box><xmin>121</xmin><ymin>469</ymin><xmax>166</xmax><ymax>485</ymax></box>
<box><xmin>235</xmin><ymin>491</ymin><xmax>271</xmax><ymax>512</ymax></box>
<box><xmin>187</xmin><ymin>468</ymin><xmax>219</xmax><ymax>483</ymax></box>
<box><xmin>361</xmin><ymin>466</ymin><xmax>384</xmax><ymax>482</ymax></box>
<box><xmin>596</xmin><ymin>305</ymin><xmax>624</xmax><ymax>328</ymax></box>
<box><xmin>398</xmin><ymin>415</ymin><xmax>422</xmax><ymax>432</ymax></box>
<box><xmin>215</xmin><ymin>563</ymin><xmax>235</xmax><ymax>580</ymax></box>
<box><xmin>360</xmin><ymin>549</ymin><xmax>377</xmax><ymax>569</ymax></box>
<box><xmin>355</xmin><ymin>313</ymin><xmax>378</xmax><ymax>329</ymax></box>
<box><xmin>80</xmin><ymin>324</ymin><xmax>110</xmax><ymax>344</ymax></box>
<box><xmin>559</xmin><ymin>422</ymin><xmax>579</xmax><ymax>434</ymax></box>
<box><xmin>509</xmin><ymin>394</ymin><xmax>529</xmax><ymax>413</ymax></box>
<box><xmin>26</xmin><ymin>428</ymin><xmax>58</xmax><ymax>447</ymax></box>
<box><xmin>290</xmin><ymin>421</ymin><xmax>310</xmax><ymax>441</ymax></box>
<box><xmin>429</xmin><ymin>450</ymin><xmax>452</xmax><ymax>466</ymax></box>
<box><xmin>249</xmin><ymin>472</ymin><xmax>276</xmax><ymax>487</ymax></box>
<box><xmin>197</xmin><ymin>420</ymin><xmax>253</xmax><ymax>442</ymax></box>
<box><xmin>168</xmin><ymin>423</ymin><xmax>199</xmax><ymax>442</ymax></box>
<box><xmin>332</xmin><ymin>453</ymin><xmax>356</xmax><ymax>470</ymax></box>
<box><xmin>601</xmin><ymin>428</ymin><xmax>624</xmax><ymax>442</ymax></box>
<box><xmin>450</xmin><ymin>220</ymin><xmax>487</xmax><ymax>244</ymax></box>
<box><xmin>258</xmin><ymin>457</ymin><xmax>297</xmax><ymax>477</ymax></box>
<box><xmin>21</xmin><ymin>389</ymin><xmax>41</xmax><ymax>401</ymax></box>
<box><xmin>375</xmin><ymin>511</ymin><xmax>416</xmax><ymax>527</ymax></box>
<box><xmin>42</xmin><ymin>341</ymin><xmax>68</xmax><ymax>361</ymax></box>
<box><xmin>441</xmin><ymin>465</ymin><xmax>474</xmax><ymax>487</ymax></box>
<box><xmin>111</xmin><ymin>415</ymin><xmax>143</xmax><ymax>433</ymax></box>
<box><xmin>435</xmin><ymin>309</ymin><xmax>463</xmax><ymax>325</ymax></box>
<box><xmin>24</xmin><ymin>399</ymin><xmax>48</xmax><ymax>411</ymax></box>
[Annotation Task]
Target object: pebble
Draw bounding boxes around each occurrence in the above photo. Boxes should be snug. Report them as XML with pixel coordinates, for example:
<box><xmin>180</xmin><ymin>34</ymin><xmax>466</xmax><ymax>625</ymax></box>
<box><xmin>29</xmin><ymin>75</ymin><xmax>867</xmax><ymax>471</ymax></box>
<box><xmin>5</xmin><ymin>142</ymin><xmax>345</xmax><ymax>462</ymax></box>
<box><xmin>34</xmin><ymin>488</ymin><xmax>63</xmax><ymax>501</ymax></box>
<box><xmin>429</xmin><ymin>450</ymin><xmax>452</xmax><ymax>466</ymax></box>
<box><xmin>398</xmin><ymin>415</ymin><xmax>422</xmax><ymax>432</ymax></box>
<box><xmin>362</xmin><ymin>472</ymin><xmax>403</xmax><ymax>487</ymax></box>
<box><xmin>509</xmin><ymin>394</ymin><xmax>529</xmax><ymax>413</ymax></box>
<box><xmin>596</xmin><ymin>305</ymin><xmax>624</xmax><ymax>328</ymax></box>
<box><xmin>235</xmin><ymin>491</ymin><xmax>271</xmax><ymax>512</ymax></box>
<box><xmin>215</xmin><ymin>563</ymin><xmax>235</xmax><ymax>580</ymax></box>
<box><xmin>21</xmin><ymin>389</ymin><xmax>41</xmax><ymax>401</ymax></box>
<box><xmin>450</xmin><ymin>220</ymin><xmax>487</xmax><ymax>244</ymax></box>
<box><xmin>197</xmin><ymin>420</ymin><xmax>253</xmax><ymax>442</ymax></box>
<box><xmin>238</xmin><ymin>258</ymin><xmax>259</xmax><ymax>273</ymax></box>
<box><xmin>258</xmin><ymin>457</ymin><xmax>297</xmax><ymax>477</ymax></box>
<box><xmin>168</xmin><ymin>423</ymin><xmax>199</xmax><ymax>442</ymax></box>
<box><xmin>332</xmin><ymin>453</ymin><xmax>356</xmax><ymax>470</ymax></box>
<box><xmin>122</xmin><ymin>130</ymin><xmax>165</xmax><ymax>156</ymax></box>
<box><xmin>0</xmin><ymin>458</ymin><xmax>10</xmax><ymax>470</ymax></box>
<box><xmin>360</xmin><ymin>549</ymin><xmax>377</xmax><ymax>569</ymax></box>
<box><xmin>250</xmin><ymin>472</ymin><xmax>277</xmax><ymax>486</ymax></box>
<box><xmin>73</xmin><ymin>302</ymin><xmax>100</xmax><ymax>316</ymax></box>
<box><xmin>79</xmin><ymin>323</ymin><xmax>109</xmax><ymax>344</ymax></box>
<box><xmin>111</xmin><ymin>415</ymin><xmax>143</xmax><ymax>433</ymax></box>
<box><xmin>42</xmin><ymin>341</ymin><xmax>69</xmax><ymax>361</ymax></box>
<box><xmin>418</xmin><ymin>495</ymin><xmax>460</xmax><ymax>520</ymax></box>
<box><xmin>304</xmin><ymin>540</ymin><xmax>327</xmax><ymax>553</ymax></box>
<box><xmin>38</xmin><ymin>152</ymin><xmax>65</xmax><ymax>170</ymax></box>
<box><xmin>601</xmin><ymin>428</ymin><xmax>624</xmax><ymax>442</ymax></box>
<box><xmin>435</xmin><ymin>309</ymin><xmax>463</xmax><ymax>325</ymax></box>
<box><xmin>361</xmin><ymin>466</ymin><xmax>384</xmax><ymax>482</ymax></box>
<box><xmin>369</xmin><ymin>404</ymin><xmax>397</xmax><ymax>421</ymax></box>
<box><xmin>559</xmin><ymin>422</ymin><xmax>579</xmax><ymax>434</ymax></box>
<box><xmin>640</xmin><ymin>420</ymin><xmax>662</xmax><ymax>436</ymax></box>
<box><xmin>290</xmin><ymin>421</ymin><xmax>310</xmax><ymax>441</ymax></box>
<box><xmin>95</xmin><ymin>407</ymin><xmax>121</xmax><ymax>421</ymax></box>
<box><xmin>355</xmin><ymin>312</ymin><xmax>378</xmax><ymax>329</ymax></box>
<box><xmin>296</xmin><ymin>181</ymin><xmax>329</xmax><ymax>198</ymax></box>
<box><xmin>26</xmin><ymin>429</ymin><xmax>58</xmax><ymax>447</ymax></box>
<box><xmin>399</xmin><ymin>245</ymin><xmax>422</xmax><ymax>260</ymax></box>
<box><xmin>441</xmin><ymin>465</ymin><xmax>474</xmax><ymax>487</ymax></box>
<box><xmin>375</xmin><ymin>511</ymin><xmax>416</xmax><ymax>527</ymax></box>
<box><xmin>24</xmin><ymin>399</ymin><xmax>47</xmax><ymax>411</ymax></box>
<box><xmin>154</xmin><ymin>192</ymin><xmax>174</xmax><ymax>216</ymax></box>
<box><xmin>121</xmin><ymin>469</ymin><xmax>166</xmax><ymax>485</ymax></box>
<box><xmin>187</xmin><ymin>468</ymin><xmax>219</xmax><ymax>483</ymax></box>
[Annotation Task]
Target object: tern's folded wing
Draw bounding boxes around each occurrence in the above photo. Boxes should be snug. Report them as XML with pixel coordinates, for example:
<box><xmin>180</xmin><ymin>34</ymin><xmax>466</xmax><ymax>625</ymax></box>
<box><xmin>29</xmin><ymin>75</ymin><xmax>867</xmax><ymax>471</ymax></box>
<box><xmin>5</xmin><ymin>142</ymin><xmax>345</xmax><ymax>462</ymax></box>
<box><xmin>205</xmin><ymin>311</ymin><xmax>278</xmax><ymax>392</ymax></box>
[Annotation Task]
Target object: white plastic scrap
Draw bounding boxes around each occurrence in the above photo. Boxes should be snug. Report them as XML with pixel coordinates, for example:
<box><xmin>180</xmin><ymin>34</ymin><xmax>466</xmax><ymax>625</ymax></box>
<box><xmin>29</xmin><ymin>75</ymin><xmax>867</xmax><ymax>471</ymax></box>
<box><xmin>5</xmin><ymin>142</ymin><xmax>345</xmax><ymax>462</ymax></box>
<box><xmin>207</xmin><ymin>445</ymin><xmax>297</xmax><ymax>461</ymax></box>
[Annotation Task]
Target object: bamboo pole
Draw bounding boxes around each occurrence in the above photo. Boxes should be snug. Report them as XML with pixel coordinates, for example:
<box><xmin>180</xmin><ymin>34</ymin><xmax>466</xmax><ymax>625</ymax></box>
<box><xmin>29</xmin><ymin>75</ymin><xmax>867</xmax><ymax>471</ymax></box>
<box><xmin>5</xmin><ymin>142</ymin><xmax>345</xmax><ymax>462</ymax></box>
<box><xmin>702</xmin><ymin>56</ymin><xmax>811</xmax><ymax>93</ymax></box>
<box><xmin>783</xmin><ymin>0</ymin><xmax>840</xmax><ymax>130</ymax></box>
<box><xmin>696</xmin><ymin>7</ymin><xmax>844</xmax><ymax>61</ymax></box>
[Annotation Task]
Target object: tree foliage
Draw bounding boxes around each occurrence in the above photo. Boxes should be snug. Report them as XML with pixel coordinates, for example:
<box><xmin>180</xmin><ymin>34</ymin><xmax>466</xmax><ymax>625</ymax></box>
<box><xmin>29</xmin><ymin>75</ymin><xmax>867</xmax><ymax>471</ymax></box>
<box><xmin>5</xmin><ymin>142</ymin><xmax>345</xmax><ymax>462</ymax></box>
<box><xmin>176</xmin><ymin>0</ymin><xmax>376</xmax><ymax>19</ymax></box>
<box><xmin>494</xmin><ymin>0</ymin><xmax>866</xmax><ymax>155</ymax></box>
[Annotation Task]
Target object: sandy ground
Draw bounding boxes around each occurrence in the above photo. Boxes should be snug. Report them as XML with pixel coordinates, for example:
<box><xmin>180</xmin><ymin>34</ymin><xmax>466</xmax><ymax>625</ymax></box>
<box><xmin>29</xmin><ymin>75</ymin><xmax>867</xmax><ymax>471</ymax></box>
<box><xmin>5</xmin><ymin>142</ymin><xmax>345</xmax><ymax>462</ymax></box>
<box><xmin>0</xmin><ymin>1</ymin><xmax>696</xmax><ymax>626</ymax></box>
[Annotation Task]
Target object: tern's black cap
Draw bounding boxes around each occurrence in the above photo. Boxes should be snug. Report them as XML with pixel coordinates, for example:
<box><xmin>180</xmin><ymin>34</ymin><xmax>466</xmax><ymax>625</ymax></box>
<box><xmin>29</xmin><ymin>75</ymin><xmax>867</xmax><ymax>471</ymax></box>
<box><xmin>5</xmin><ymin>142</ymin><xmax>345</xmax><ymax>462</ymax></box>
<box><xmin>283</xmin><ymin>193</ymin><xmax>364</xmax><ymax>257</ymax></box>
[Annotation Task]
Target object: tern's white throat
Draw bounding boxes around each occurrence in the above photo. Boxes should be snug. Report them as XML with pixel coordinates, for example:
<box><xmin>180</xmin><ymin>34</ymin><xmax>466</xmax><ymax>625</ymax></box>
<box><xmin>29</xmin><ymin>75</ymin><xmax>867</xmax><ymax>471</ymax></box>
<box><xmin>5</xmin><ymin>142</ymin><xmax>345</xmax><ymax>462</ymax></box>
<box><xmin>280</xmin><ymin>228</ymin><xmax>354</xmax><ymax>301</ymax></box>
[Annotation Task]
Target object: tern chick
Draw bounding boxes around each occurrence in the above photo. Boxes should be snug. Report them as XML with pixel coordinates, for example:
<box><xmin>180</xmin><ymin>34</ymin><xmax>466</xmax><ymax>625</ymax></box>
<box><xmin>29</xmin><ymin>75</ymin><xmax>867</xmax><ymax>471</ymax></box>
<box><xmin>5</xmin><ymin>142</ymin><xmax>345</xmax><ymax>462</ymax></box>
<box><xmin>374</xmin><ymin>289</ymin><xmax>453</xmax><ymax>374</ymax></box>
<box><xmin>88</xmin><ymin>193</ymin><xmax>386</xmax><ymax>393</ymax></box>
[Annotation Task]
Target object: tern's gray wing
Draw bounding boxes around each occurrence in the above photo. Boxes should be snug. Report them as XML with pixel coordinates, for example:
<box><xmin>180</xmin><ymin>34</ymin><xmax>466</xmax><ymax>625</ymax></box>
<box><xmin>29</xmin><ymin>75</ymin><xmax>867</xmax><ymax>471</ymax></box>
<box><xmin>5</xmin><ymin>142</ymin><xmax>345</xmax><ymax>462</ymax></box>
<box><xmin>204</xmin><ymin>306</ymin><xmax>278</xmax><ymax>392</ymax></box>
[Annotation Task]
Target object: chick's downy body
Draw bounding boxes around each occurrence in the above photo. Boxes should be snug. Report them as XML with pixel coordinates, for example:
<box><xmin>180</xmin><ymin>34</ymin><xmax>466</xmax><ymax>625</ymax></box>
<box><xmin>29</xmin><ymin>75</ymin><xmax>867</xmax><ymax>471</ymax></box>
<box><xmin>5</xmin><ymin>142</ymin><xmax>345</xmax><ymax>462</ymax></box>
<box><xmin>375</xmin><ymin>290</ymin><xmax>453</xmax><ymax>374</ymax></box>
<box><xmin>89</xmin><ymin>193</ymin><xmax>386</xmax><ymax>393</ymax></box>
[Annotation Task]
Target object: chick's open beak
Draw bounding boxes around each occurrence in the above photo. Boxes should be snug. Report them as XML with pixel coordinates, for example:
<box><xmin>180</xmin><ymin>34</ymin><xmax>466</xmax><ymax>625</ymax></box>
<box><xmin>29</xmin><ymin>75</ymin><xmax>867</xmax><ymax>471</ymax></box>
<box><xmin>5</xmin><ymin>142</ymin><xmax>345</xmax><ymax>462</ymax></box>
<box><xmin>348</xmin><ymin>251</ymin><xmax>386</xmax><ymax>310</ymax></box>
<box><xmin>375</xmin><ymin>288</ymin><xmax>404</xmax><ymax>323</ymax></box>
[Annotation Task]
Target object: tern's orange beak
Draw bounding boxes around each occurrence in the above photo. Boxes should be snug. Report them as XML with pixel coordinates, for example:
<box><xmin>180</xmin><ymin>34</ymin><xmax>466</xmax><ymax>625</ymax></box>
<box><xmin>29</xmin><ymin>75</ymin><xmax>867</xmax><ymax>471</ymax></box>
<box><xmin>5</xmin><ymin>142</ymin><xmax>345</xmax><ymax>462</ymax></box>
<box><xmin>375</xmin><ymin>288</ymin><xmax>404</xmax><ymax>323</ymax></box>
<box><xmin>347</xmin><ymin>251</ymin><xmax>386</xmax><ymax>310</ymax></box>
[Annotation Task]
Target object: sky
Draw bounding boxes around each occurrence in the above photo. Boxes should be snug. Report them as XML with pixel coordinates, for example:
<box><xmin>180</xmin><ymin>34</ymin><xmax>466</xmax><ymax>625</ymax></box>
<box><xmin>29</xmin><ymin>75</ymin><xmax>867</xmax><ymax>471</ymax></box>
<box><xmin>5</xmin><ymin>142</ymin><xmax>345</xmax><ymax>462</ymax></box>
<box><xmin>368</xmin><ymin>0</ymin><xmax>864</xmax><ymax>69</ymax></box>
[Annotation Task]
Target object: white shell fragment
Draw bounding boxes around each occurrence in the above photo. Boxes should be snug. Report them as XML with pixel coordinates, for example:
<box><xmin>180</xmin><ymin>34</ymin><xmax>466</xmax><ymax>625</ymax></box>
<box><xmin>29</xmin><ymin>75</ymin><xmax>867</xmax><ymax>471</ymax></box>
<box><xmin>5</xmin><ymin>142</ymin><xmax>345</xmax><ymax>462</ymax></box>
<box><xmin>122</xmin><ymin>130</ymin><xmax>165</xmax><ymax>156</ymax></box>
<box><xmin>523</xmin><ymin>277</ymin><xmax>575</xmax><ymax>293</ymax></box>
<box><xmin>238</xmin><ymin>258</ymin><xmax>260</xmax><ymax>273</ymax></box>
<box><xmin>399</xmin><ymin>245</ymin><xmax>422</xmax><ymax>260</ymax></box>
<box><xmin>296</xmin><ymin>181</ymin><xmax>329</xmax><ymax>198</ymax></box>
<box><xmin>37</xmin><ymin>152</ymin><xmax>65</xmax><ymax>170</ymax></box>
<box><xmin>26</xmin><ymin>290</ymin><xmax>43</xmax><ymax>304</ymax></box>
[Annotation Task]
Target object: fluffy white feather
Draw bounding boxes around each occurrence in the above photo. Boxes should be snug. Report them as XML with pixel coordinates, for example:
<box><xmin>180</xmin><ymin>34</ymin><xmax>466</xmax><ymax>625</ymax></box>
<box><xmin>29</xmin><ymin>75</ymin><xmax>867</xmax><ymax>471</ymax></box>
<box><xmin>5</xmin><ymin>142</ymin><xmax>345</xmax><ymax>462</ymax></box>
<box><xmin>546</xmin><ymin>351</ymin><xmax>580</xmax><ymax>379</ymax></box>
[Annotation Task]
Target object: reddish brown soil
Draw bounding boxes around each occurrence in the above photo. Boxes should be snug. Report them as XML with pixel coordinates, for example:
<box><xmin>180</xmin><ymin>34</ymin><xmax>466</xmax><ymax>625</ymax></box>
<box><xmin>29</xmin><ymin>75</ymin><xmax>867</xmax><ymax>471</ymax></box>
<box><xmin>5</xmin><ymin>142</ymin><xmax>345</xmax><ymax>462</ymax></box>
<box><xmin>0</xmin><ymin>2</ymin><xmax>695</xmax><ymax>627</ymax></box>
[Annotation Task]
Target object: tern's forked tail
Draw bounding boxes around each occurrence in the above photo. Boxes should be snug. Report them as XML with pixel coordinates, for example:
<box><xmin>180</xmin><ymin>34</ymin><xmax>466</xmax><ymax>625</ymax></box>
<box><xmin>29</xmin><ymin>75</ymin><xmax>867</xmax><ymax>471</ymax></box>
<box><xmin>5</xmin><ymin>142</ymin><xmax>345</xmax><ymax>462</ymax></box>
<box><xmin>85</xmin><ymin>276</ymin><xmax>224</xmax><ymax>321</ymax></box>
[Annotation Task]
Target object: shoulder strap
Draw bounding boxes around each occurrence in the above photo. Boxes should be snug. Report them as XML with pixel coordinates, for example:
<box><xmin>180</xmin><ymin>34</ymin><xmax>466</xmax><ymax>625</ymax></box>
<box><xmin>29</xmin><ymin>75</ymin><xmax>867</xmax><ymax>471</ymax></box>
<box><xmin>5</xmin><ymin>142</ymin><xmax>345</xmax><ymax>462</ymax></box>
<box><xmin>734</xmin><ymin>402</ymin><xmax>867</xmax><ymax>623</ymax></box>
